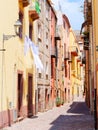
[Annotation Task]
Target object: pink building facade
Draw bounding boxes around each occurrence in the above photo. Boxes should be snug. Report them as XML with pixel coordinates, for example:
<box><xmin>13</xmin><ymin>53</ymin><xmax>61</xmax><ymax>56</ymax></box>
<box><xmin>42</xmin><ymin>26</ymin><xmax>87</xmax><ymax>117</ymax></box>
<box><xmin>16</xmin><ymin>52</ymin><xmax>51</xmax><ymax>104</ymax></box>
<box><xmin>63</xmin><ymin>15</ymin><xmax>71</xmax><ymax>102</ymax></box>
<box><xmin>50</xmin><ymin>7</ymin><xmax>57</xmax><ymax>107</ymax></box>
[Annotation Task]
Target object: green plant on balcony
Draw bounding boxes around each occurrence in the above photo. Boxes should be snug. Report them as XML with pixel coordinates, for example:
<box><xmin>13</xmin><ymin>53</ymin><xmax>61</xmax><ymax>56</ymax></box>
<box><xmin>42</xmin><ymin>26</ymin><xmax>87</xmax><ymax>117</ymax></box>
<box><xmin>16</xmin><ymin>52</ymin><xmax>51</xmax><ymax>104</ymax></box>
<box><xmin>82</xmin><ymin>31</ymin><xmax>89</xmax><ymax>37</ymax></box>
<box><xmin>61</xmin><ymin>100</ymin><xmax>64</xmax><ymax>105</ymax></box>
<box><xmin>56</xmin><ymin>97</ymin><xmax>61</xmax><ymax>107</ymax></box>
<box><xmin>35</xmin><ymin>0</ymin><xmax>41</xmax><ymax>14</ymax></box>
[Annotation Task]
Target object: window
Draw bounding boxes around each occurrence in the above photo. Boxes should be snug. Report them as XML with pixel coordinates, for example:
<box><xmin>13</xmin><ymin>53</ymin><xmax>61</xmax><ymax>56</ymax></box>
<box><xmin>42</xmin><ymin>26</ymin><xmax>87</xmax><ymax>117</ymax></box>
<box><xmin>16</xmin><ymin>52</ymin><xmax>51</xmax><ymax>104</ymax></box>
<box><xmin>19</xmin><ymin>11</ymin><xmax>23</xmax><ymax>38</ymax></box>
<box><xmin>45</xmin><ymin>61</ymin><xmax>49</xmax><ymax>79</ymax></box>
<box><xmin>38</xmin><ymin>88</ymin><xmax>41</xmax><ymax>101</ymax></box>
<box><xmin>46</xmin><ymin>5</ymin><xmax>49</xmax><ymax>20</ymax></box>
<box><xmin>46</xmin><ymin>74</ymin><xmax>48</xmax><ymax>80</ymax></box>
<box><xmin>63</xmin><ymin>20</ymin><xmax>66</xmax><ymax>29</ymax></box>
<box><xmin>29</xmin><ymin>23</ymin><xmax>33</xmax><ymax>40</ymax></box>
<box><xmin>69</xmin><ymin>64</ymin><xmax>70</xmax><ymax>79</ymax></box>
<box><xmin>65</xmin><ymin>61</ymin><xmax>67</xmax><ymax>77</ymax></box>
<box><xmin>51</xmin><ymin>59</ymin><xmax>53</xmax><ymax>78</ymax></box>
<box><xmin>46</xmin><ymin>32</ymin><xmax>48</xmax><ymax>48</ymax></box>
<box><xmin>45</xmin><ymin>61</ymin><xmax>48</xmax><ymax>75</ymax></box>
<box><xmin>39</xmin><ymin>73</ymin><xmax>41</xmax><ymax>78</ymax></box>
<box><xmin>38</xmin><ymin>39</ymin><xmax>41</xmax><ymax>45</ymax></box>
<box><xmin>38</xmin><ymin>24</ymin><xmax>41</xmax><ymax>40</ymax></box>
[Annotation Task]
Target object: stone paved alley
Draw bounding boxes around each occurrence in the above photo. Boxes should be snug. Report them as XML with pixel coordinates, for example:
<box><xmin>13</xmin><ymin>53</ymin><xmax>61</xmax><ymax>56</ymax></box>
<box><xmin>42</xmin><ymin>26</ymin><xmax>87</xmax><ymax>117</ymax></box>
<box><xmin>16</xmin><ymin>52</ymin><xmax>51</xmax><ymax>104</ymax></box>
<box><xmin>4</xmin><ymin>99</ymin><xmax>94</xmax><ymax>130</ymax></box>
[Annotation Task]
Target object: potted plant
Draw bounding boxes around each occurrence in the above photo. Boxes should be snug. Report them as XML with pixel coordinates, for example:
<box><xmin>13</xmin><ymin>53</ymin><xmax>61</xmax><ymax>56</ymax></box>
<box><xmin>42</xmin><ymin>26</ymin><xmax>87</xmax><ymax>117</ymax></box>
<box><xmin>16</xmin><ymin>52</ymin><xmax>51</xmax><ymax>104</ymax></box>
<box><xmin>61</xmin><ymin>100</ymin><xmax>64</xmax><ymax>105</ymax></box>
<box><xmin>56</xmin><ymin>97</ymin><xmax>61</xmax><ymax>107</ymax></box>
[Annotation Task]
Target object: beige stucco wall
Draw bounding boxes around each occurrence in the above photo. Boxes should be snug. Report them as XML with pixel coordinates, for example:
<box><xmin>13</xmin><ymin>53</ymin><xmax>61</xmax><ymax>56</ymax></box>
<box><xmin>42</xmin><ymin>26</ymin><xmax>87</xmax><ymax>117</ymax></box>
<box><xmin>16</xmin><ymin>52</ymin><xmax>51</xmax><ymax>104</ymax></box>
<box><xmin>0</xmin><ymin>0</ymin><xmax>35</xmax><ymax>112</ymax></box>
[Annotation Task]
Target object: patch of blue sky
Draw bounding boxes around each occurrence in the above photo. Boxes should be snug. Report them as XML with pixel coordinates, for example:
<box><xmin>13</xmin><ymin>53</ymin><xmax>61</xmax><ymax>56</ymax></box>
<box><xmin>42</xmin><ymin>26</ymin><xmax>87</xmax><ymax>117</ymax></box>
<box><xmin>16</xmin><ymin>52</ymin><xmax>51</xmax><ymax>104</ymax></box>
<box><xmin>68</xmin><ymin>0</ymin><xmax>80</xmax><ymax>2</ymax></box>
<box><xmin>51</xmin><ymin>0</ymin><xmax>84</xmax><ymax>30</ymax></box>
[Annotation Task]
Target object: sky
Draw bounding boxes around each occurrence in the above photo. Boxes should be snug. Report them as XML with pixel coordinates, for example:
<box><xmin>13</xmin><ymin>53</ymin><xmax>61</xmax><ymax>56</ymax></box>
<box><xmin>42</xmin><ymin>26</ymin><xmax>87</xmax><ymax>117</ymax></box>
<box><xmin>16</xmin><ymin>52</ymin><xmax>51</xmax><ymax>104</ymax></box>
<box><xmin>51</xmin><ymin>0</ymin><xmax>84</xmax><ymax>30</ymax></box>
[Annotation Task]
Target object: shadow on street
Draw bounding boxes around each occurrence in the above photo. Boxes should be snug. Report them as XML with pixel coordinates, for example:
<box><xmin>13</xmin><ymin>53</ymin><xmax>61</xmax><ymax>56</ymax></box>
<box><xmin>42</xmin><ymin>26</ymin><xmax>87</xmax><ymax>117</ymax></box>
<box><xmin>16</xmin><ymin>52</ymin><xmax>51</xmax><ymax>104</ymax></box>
<box><xmin>67</xmin><ymin>101</ymin><xmax>90</xmax><ymax>115</ymax></box>
<box><xmin>49</xmin><ymin>101</ymin><xmax>94</xmax><ymax>130</ymax></box>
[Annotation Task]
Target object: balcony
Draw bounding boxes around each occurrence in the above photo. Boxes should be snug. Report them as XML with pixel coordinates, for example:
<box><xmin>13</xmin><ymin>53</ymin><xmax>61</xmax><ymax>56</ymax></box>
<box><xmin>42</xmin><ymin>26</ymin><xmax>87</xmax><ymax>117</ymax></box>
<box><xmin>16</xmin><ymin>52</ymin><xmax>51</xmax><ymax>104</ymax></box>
<box><xmin>82</xmin><ymin>57</ymin><xmax>86</xmax><ymax>64</ymax></box>
<box><xmin>80</xmin><ymin>63</ymin><xmax>83</xmax><ymax>67</ymax></box>
<box><xmin>64</xmin><ymin>51</ymin><xmax>69</xmax><ymax>60</ymax></box>
<box><xmin>84</xmin><ymin>39</ymin><xmax>89</xmax><ymax>50</ymax></box>
<box><xmin>69</xmin><ymin>46</ymin><xmax>78</xmax><ymax>56</ymax></box>
<box><xmin>51</xmin><ymin>47</ymin><xmax>56</xmax><ymax>58</ymax></box>
<box><xmin>55</xmin><ymin>28</ymin><xmax>61</xmax><ymax>40</ymax></box>
<box><xmin>19</xmin><ymin>0</ymin><xmax>30</xmax><ymax>7</ymax></box>
<box><xmin>84</xmin><ymin>40</ymin><xmax>89</xmax><ymax>50</ymax></box>
<box><xmin>84</xmin><ymin>45</ymin><xmax>89</xmax><ymax>50</ymax></box>
<box><xmin>77</xmin><ymin>56</ymin><xmax>81</xmax><ymax>62</ymax></box>
<box><xmin>84</xmin><ymin>1</ymin><xmax>92</xmax><ymax>25</ymax></box>
<box><xmin>29</xmin><ymin>1</ymin><xmax>40</xmax><ymax>21</ymax></box>
<box><xmin>68</xmin><ymin>59</ymin><xmax>72</xmax><ymax>63</ymax></box>
<box><xmin>81</xmin><ymin>31</ymin><xmax>90</xmax><ymax>50</ymax></box>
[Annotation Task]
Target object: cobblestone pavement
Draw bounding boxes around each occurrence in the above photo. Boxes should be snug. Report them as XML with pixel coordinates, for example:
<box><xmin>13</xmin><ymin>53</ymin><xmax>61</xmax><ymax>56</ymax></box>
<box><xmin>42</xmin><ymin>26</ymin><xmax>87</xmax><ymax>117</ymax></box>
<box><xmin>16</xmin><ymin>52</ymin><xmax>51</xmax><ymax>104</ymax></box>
<box><xmin>3</xmin><ymin>99</ymin><xmax>94</xmax><ymax>130</ymax></box>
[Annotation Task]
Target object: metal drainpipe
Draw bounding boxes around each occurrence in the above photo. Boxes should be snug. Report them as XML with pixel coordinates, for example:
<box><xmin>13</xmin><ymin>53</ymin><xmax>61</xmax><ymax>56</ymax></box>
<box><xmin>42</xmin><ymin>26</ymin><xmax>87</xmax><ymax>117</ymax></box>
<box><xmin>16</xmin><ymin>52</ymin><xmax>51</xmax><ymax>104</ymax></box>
<box><xmin>89</xmin><ymin>25</ymin><xmax>93</xmax><ymax>114</ymax></box>
<box><xmin>92</xmin><ymin>0</ymin><xmax>97</xmax><ymax>129</ymax></box>
<box><xmin>1</xmin><ymin>36</ymin><xmax>5</xmax><ymax>129</ymax></box>
<box><xmin>43</xmin><ymin>0</ymin><xmax>45</xmax><ymax>111</ymax></box>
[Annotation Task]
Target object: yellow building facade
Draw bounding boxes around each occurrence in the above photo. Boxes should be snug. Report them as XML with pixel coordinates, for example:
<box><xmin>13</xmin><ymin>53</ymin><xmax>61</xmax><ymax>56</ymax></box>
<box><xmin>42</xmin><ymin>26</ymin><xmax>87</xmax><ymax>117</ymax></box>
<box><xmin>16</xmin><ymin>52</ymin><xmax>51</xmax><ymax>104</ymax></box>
<box><xmin>0</xmin><ymin>0</ymin><xmax>40</xmax><ymax>127</ymax></box>
<box><xmin>69</xmin><ymin>29</ymin><xmax>83</xmax><ymax>101</ymax></box>
<box><xmin>92</xmin><ymin>0</ymin><xmax>98</xmax><ymax>128</ymax></box>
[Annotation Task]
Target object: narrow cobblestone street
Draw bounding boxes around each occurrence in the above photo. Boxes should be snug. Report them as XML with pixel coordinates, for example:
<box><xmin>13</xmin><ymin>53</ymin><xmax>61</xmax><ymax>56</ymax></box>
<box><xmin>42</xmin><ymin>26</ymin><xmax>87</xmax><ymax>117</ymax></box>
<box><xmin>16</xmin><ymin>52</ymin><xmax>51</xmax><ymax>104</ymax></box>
<box><xmin>4</xmin><ymin>99</ymin><xmax>94</xmax><ymax>130</ymax></box>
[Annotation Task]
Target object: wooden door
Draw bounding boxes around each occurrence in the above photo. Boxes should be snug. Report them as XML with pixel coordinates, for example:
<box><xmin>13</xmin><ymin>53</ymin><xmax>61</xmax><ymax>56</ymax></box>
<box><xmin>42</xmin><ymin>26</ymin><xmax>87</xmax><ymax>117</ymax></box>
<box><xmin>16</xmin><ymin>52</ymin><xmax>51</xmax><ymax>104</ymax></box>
<box><xmin>17</xmin><ymin>73</ymin><xmax>23</xmax><ymax>117</ymax></box>
<box><xmin>28</xmin><ymin>74</ymin><xmax>33</xmax><ymax>117</ymax></box>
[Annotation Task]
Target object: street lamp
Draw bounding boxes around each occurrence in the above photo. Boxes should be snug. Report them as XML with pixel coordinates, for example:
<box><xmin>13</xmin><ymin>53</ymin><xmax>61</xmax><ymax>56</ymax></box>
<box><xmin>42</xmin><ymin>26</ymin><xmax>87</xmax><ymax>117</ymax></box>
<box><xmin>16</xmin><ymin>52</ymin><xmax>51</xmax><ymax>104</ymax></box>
<box><xmin>14</xmin><ymin>19</ymin><xmax>22</xmax><ymax>36</ymax></box>
<box><xmin>0</xmin><ymin>19</ymin><xmax>22</xmax><ymax>52</ymax></box>
<box><xmin>3</xmin><ymin>19</ymin><xmax>22</xmax><ymax>43</ymax></box>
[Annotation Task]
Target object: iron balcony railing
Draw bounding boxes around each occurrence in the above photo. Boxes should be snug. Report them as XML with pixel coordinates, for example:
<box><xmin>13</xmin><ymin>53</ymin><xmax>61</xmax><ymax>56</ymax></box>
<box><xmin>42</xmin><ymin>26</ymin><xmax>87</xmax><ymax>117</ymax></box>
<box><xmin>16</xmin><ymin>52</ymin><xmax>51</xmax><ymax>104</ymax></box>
<box><xmin>69</xmin><ymin>46</ymin><xmax>78</xmax><ymax>56</ymax></box>
<box><xmin>82</xmin><ymin>57</ymin><xmax>86</xmax><ymax>64</ymax></box>
<box><xmin>29</xmin><ymin>0</ymin><xmax>40</xmax><ymax>20</ymax></box>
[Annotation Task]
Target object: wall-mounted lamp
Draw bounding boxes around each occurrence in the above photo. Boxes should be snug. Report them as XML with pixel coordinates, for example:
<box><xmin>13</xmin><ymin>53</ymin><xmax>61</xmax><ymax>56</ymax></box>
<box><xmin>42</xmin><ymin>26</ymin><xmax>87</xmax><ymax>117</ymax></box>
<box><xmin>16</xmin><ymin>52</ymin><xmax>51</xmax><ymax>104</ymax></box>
<box><xmin>14</xmin><ymin>19</ymin><xmax>22</xmax><ymax>36</ymax></box>
<box><xmin>3</xmin><ymin>19</ymin><xmax>22</xmax><ymax>43</ymax></box>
